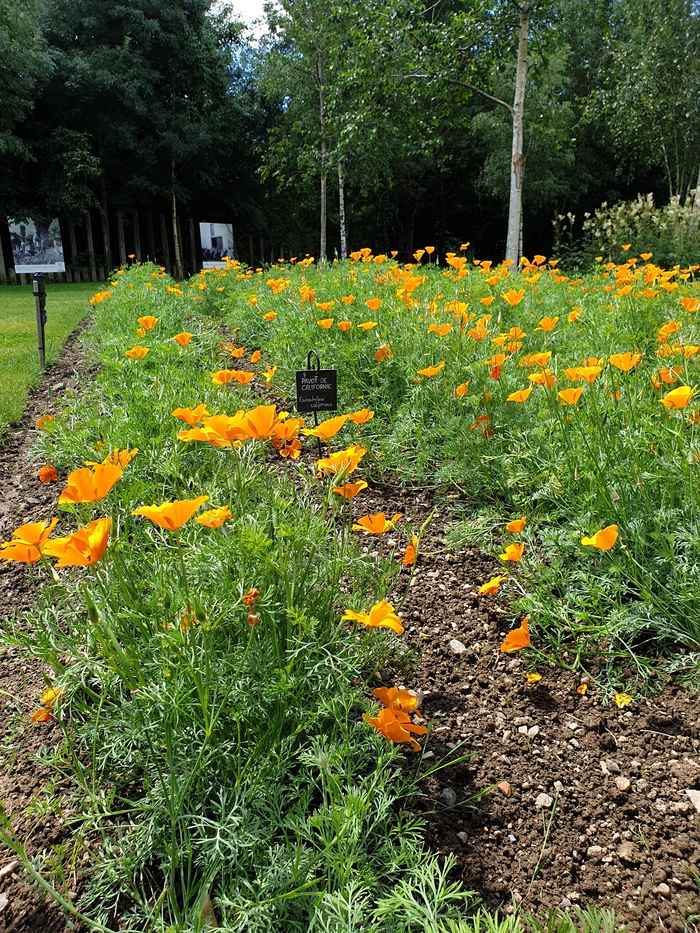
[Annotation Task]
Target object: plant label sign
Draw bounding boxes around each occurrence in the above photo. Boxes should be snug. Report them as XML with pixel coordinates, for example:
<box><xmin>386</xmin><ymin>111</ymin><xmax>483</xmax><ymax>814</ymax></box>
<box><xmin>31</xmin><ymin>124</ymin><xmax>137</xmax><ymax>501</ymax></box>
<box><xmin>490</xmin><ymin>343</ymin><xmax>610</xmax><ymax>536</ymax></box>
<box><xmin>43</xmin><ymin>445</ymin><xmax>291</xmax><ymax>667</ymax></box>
<box><xmin>296</xmin><ymin>368</ymin><xmax>337</xmax><ymax>412</ymax></box>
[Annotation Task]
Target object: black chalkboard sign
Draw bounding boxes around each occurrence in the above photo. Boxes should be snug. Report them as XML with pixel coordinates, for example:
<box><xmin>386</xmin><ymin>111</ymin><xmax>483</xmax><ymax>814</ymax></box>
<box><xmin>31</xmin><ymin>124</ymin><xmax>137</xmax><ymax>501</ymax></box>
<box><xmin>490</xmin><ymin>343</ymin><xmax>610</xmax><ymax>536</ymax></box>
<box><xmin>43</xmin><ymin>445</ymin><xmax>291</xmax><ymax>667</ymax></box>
<box><xmin>296</xmin><ymin>368</ymin><xmax>337</xmax><ymax>412</ymax></box>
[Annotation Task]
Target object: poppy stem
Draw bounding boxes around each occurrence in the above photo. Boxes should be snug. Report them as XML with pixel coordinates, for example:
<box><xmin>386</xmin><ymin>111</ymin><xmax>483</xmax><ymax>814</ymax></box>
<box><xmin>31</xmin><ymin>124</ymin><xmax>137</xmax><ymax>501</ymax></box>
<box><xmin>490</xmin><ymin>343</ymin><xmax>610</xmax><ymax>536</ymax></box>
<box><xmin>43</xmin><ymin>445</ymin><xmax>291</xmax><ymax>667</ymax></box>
<box><xmin>173</xmin><ymin>529</ymin><xmax>192</xmax><ymax>608</ymax></box>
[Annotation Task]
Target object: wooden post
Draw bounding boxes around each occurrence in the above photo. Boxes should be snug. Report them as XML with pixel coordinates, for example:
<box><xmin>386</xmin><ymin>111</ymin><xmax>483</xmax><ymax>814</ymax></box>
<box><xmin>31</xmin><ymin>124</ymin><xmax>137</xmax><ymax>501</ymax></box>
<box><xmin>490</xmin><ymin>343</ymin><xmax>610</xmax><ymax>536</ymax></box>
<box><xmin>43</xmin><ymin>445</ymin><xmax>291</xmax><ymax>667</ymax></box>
<box><xmin>159</xmin><ymin>214</ymin><xmax>171</xmax><ymax>273</ymax></box>
<box><xmin>259</xmin><ymin>237</ymin><xmax>264</xmax><ymax>265</ymax></box>
<box><xmin>85</xmin><ymin>211</ymin><xmax>98</xmax><ymax>281</ymax></box>
<box><xmin>68</xmin><ymin>221</ymin><xmax>79</xmax><ymax>278</ymax></box>
<box><xmin>248</xmin><ymin>233</ymin><xmax>254</xmax><ymax>266</ymax></box>
<box><xmin>176</xmin><ymin>216</ymin><xmax>185</xmax><ymax>279</ymax></box>
<box><xmin>132</xmin><ymin>209</ymin><xmax>142</xmax><ymax>261</ymax></box>
<box><xmin>189</xmin><ymin>218</ymin><xmax>198</xmax><ymax>274</ymax></box>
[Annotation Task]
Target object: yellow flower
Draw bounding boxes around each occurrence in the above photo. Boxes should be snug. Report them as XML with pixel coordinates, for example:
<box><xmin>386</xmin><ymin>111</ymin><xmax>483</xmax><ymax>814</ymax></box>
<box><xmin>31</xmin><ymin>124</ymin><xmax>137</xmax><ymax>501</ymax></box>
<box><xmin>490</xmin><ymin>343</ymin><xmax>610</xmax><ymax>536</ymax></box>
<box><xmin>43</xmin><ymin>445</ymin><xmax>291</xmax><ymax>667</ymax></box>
<box><xmin>194</xmin><ymin>506</ymin><xmax>232</xmax><ymax>528</ymax></box>
<box><xmin>507</xmin><ymin>387</ymin><xmax>533</xmax><ymax>403</ymax></box>
<box><xmin>661</xmin><ymin>385</ymin><xmax>694</xmax><ymax>409</ymax></box>
<box><xmin>44</xmin><ymin>517</ymin><xmax>112</xmax><ymax>567</ymax></box>
<box><xmin>417</xmin><ymin>361</ymin><xmax>446</xmax><ymax>378</ymax></box>
<box><xmin>609</xmin><ymin>352</ymin><xmax>641</xmax><ymax>372</ymax></box>
<box><xmin>501</xmin><ymin>289</ymin><xmax>525</xmax><ymax>307</ymax></box>
<box><xmin>615</xmin><ymin>692</ymin><xmax>633</xmax><ymax>708</ymax></box>
<box><xmin>499</xmin><ymin>542</ymin><xmax>525</xmax><ymax>562</ymax></box>
<box><xmin>478</xmin><ymin>575</ymin><xmax>506</xmax><ymax>596</ymax></box>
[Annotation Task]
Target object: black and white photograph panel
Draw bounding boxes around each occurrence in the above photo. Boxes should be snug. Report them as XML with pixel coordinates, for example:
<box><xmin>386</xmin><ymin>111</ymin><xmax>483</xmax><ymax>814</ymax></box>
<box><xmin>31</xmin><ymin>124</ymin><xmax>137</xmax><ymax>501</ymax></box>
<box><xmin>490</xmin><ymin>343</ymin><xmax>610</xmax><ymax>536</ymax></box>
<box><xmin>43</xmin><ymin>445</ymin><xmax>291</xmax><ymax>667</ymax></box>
<box><xmin>199</xmin><ymin>222</ymin><xmax>235</xmax><ymax>268</ymax></box>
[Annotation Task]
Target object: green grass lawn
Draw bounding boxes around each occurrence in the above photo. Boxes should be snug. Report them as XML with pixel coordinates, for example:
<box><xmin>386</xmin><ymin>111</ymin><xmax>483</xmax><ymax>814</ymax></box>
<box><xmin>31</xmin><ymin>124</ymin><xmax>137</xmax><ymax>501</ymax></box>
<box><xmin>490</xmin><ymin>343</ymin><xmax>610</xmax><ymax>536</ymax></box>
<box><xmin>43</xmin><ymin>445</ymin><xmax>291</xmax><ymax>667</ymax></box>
<box><xmin>0</xmin><ymin>282</ymin><xmax>98</xmax><ymax>435</ymax></box>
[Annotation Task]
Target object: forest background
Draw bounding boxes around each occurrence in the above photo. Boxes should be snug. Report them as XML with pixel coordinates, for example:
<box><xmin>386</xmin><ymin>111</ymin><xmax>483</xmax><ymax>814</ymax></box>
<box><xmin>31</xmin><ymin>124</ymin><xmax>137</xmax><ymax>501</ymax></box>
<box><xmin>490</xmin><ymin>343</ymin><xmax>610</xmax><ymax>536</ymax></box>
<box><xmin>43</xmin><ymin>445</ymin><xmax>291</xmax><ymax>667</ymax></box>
<box><xmin>1</xmin><ymin>0</ymin><xmax>699</xmax><ymax>275</ymax></box>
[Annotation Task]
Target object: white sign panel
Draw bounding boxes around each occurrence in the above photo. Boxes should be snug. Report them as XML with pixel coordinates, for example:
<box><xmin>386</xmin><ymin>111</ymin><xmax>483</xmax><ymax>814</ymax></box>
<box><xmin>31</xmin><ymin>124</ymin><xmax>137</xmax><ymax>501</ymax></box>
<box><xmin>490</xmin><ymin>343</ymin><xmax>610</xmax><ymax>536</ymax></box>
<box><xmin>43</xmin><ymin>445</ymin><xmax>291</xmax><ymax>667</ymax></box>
<box><xmin>8</xmin><ymin>217</ymin><xmax>66</xmax><ymax>273</ymax></box>
<box><xmin>199</xmin><ymin>222</ymin><xmax>235</xmax><ymax>268</ymax></box>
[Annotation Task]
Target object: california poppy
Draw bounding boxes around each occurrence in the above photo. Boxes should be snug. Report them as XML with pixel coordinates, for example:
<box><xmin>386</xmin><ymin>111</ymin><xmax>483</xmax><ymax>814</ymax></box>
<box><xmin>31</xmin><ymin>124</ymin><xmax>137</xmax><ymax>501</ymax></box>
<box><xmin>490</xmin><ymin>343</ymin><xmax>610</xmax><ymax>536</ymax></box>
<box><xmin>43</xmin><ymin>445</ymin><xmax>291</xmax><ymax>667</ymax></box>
<box><xmin>0</xmin><ymin>518</ymin><xmax>58</xmax><ymax>563</ymax></box>
<box><xmin>537</xmin><ymin>316</ymin><xmax>559</xmax><ymax>332</ymax></box>
<box><xmin>132</xmin><ymin>496</ymin><xmax>209</xmax><ymax>530</ymax></box>
<box><xmin>103</xmin><ymin>447</ymin><xmax>139</xmax><ymax>468</ymax></box>
<box><xmin>172</xmin><ymin>404</ymin><xmax>210</xmax><ymax>425</ymax></box>
<box><xmin>365</xmin><ymin>298</ymin><xmax>382</xmax><ymax>311</ymax></box>
<box><xmin>125</xmin><ymin>346</ymin><xmax>149</xmax><ymax>359</ymax></box>
<box><xmin>342</xmin><ymin>600</ymin><xmax>404</xmax><ymax>634</ymax></box>
<box><xmin>581</xmin><ymin>524</ymin><xmax>618</xmax><ymax>550</ymax></box>
<box><xmin>137</xmin><ymin>316</ymin><xmax>158</xmax><ymax>331</ymax></box>
<box><xmin>506</xmin><ymin>517</ymin><xmax>526</xmax><ymax>533</ymax></box>
<box><xmin>375</xmin><ymin>344</ymin><xmax>393</xmax><ymax>362</ymax></box>
<box><xmin>529</xmin><ymin>369</ymin><xmax>557</xmax><ymax>388</ymax></box>
<box><xmin>333</xmin><ymin>480</ymin><xmax>368</xmax><ymax>499</ymax></box>
<box><xmin>417</xmin><ymin>361</ymin><xmax>446</xmax><ymax>378</ymax></box>
<box><xmin>358</xmin><ymin>321</ymin><xmax>377</xmax><ymax>331</ymax></box>
<box><xmin>428</xmin><ymin>323</ymin><xmax>451</xmax><ymax>337</ymax></box>
<box><xmin>302</xmin><ymin>414</ymin><xmax>348</xmax><ymax>441</ymax></box>
<box><xmin>263</xmin><ymin>311</ymin><xmax>277</xmax><ymax>321</ymax></box>
<box><xmin>316</xmin><ymin>445</ymin><xmax>367</xmax><ymax>477</ymax></box>
<box><xmin>347</xmin><ymin>408</ymin><xmax>374</xmax><ymax>425</ymax></box>
<box><xmin>500</xmin><ymin>615</ymin><xmax>530</xmax><ymax>652</ymax></box>
<box><xmin>478</xmin><ymin>575</ymin><xmax>506</xmax><ymax>596</ymax></box>
<box><xmin>195</xmin><ymin>506</ymin><xmax>232</xmax><ymax>528</ymax></box>
<box><xmin>661</xmin><ymin>385</ymin><xmax>694</xmax><ymax>409</ymax></box>
<box><xmin>243</xmin><ymin>404</ymin><xmax>280</xmax><ymax>440</ymax></box>
<box><xmin>173</xmin><ymin>332</ymin><xmax>193</xmax><ymax>346</ymax></box>
<box><xmin>499</xmin><ymin>542</ymin><xmax>525</xmax><ymax>562</ymax></box>
<box><xmin>250</xmin><ymin>350</ymin><xmax>262</xmax><ymax>364</ymax></box>
<box><xmin>401</xmin><ymin>534</ymin><xmax>418</xmax><ymax>566</ymax></box>
<box><xmin>38</xmin><ymin>465</ymin><xmax>59</xmax><ymax>483</ymax></box>
<box><xmin>680</xmin><ymin>297</ymin><xmax>699</xmax><ymax>313</ymax></box>
<box><xmin>507</xmin><ymin>387</ymin><xmax>533</xmax><ymax>403</ymax></box>
<box><xmin>352</xmin><ymin>512</ymin><xmax>402</xmax><ymax>535</ymax></box>
<box><xmin>317</xmin><ymin>318</ymin><xmax>334</xmax><ymax>329</ymax></box>
<box><xmin>501</xmin><ymin>289</ymin><xmax>525</xmax><ymax>307</ymax></box>
<box><xmin>372</xmin><ymin>686</ymin><xmax>418</xmax><ymax>713</ymax></box>
<box><xmin>363</xmin><ymin>707</ymin><xmax>427</xmax><ymax>751</ymax></box>
<box><xmin>558</xmin><ymin>387</ymin><xmax>584</xmax><ymax>405</ymax></box>
<box><xmin>609</xmin><ymin>352</ymin><xmax>641</xmax><ymax>372</ymax></box>
<box><xmin>338</xmin><ymin>321</ymin><xmax>352</xmax><ymax>332</ymax></box>
<box><xmin>59</xmin><ymin>463</ymin><xmax>123</xmax><ymax>504</ymax></box>
<box><xmin>44</xmin><ymin>517</ymin><xmax>112</xmax><ymax>567</ymax></box>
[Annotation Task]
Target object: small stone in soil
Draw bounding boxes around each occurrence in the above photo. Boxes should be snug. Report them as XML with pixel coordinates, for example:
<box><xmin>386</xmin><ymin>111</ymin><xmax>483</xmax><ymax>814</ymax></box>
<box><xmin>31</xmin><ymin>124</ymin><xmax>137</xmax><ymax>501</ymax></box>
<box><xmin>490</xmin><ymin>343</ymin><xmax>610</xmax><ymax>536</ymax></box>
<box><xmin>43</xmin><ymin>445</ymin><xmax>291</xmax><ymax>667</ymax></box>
<box><xmin>535</xmin><ymin>793</ymin><xmax>553</xmax><ymax>808</ymax></box>
<box><xmin>442</xmin><ymin>787</ymin><xmax>458</xmax><ymax>807</ymax></box>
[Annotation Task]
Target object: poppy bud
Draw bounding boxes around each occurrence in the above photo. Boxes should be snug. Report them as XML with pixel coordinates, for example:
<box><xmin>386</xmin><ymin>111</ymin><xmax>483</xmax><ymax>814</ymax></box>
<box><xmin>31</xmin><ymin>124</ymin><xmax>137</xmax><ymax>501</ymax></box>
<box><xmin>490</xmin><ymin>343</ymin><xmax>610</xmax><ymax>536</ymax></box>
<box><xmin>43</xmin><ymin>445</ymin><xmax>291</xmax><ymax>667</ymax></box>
<box><xmin>247</xmin><ymin>612</ymin><xmax>260</xmax><ymax>627</ymax></box>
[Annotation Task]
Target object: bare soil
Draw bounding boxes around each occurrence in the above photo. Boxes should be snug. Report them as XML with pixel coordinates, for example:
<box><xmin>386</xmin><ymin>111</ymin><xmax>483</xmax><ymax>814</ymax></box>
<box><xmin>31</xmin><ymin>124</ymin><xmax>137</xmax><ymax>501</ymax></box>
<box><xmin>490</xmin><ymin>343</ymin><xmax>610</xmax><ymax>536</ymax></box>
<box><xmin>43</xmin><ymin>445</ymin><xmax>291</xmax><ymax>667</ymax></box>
<box><xmin>0</xmin><ymin>334</ymin><xmax>699</xmax><ymax>932</ymax></box>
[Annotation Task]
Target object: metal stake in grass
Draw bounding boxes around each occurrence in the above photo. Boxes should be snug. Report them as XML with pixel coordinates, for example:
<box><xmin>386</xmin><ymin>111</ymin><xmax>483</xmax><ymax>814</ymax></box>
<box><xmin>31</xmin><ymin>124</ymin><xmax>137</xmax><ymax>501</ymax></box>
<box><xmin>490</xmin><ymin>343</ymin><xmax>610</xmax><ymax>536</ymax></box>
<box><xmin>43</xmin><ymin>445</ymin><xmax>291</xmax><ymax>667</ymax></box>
<box><xmin>32</xmin><ymin>272</ymin><xmax>47</xmax><ymax>370</ymax></box>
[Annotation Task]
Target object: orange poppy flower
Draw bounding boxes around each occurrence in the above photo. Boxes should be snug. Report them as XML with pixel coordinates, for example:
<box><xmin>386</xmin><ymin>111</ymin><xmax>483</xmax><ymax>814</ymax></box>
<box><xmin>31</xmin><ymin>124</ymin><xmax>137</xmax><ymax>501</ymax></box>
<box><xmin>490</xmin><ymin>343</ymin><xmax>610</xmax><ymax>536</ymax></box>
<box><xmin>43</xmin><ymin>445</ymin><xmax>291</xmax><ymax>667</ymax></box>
<box><xmin>568</xmin><ymin>308</ymin><xmax>583</xmax><ymax>322</ymax></box>
<box><xmin>479</xmin><ymin>296</ymin><xmax>495</xmax><ymax>307</ymax></box>
<box><xmin>428</xmin><ymin>323</ymin><xmax>452</xmax><ymax>337</ymax></box>
<box><xmin>194</xmin><ymin>506</ymin><xmax>232</xmax><ymax>528</ymax></box>
<box><xmin>564</xmin><ymin>365</ymin><xmax>601</xmax><ymax>384</ymax></box>
<box><xmin>172</xmin><ymin>404</ymin><xmax>210</xmax><ymax>425</ymax></box>
<box><xmin>338</xmin><ymin>321</ymin><xmax>352</xmax><ymax>332</ymax></box>
<box><xmin>342</xmin><ymin>295</ymin><xmax>355</xmax><ymax>305</ymax></box>
<box><xmin>661</xmin><ymin>385</ymin><xmax>694</xmax><ymax>409</ymax></box>
<box><xmin>173</xmin><ymin>332</ymin><xmax>193</xmax><ymax>346</ymax></box>
<box><xmin>499</xmin><ymin>542</ymin><xmax>525</xmax><ymax>562</ymax></box>
<box><xmin>375</xmin><ymin>344</ymin><xmax>393</xmax><ymax>362</ymax></box>
<box><xmin>302</xmin><ymin>414</ymin><xmax>348</xmax><ymax>441</ymax></box>
<box><xmin>243</xmin><ymin>404</ymin><xmax>280</xmax><ymax>439</ymax></box>
<box><xmin>455</xmin><ymin>382</ymin><xmax>470</xmax><ymax>398</ymax></box>
<box><xmin>358</xmin><ymin>321</ymin><xmax>377</xmax><ymax>331</ymax></box>
<box><xmin>263</xmin><ymin>311</ymin><xmax>277</xmax><ymax>321</ymax></box>
<box><xmin>680</xmin><ymin>296</ymin><xmax>699</xmax><ymax>313</ymax></box>
<box><xmin>58</xmin><ymin>463</ymin><xmax>123</xmax><ymax>504</ymax></box>
<box><xmin>36</xmin><ymin>414</ymin><xmax>55</xmax><ymax>430</ymax></box>
<box><xmin>417</xmin><ymin>361</ymin><xmax>446</xmax><ymax>378</ymax></box>
<box><xmin>138</xmin><ymin>316</ymin><xmax>158</xmax><ymax>331</ymax></box>
<box><xmin>521</xmin><ymin>352</ymin><xmax>552</xmax><ymax>368</ymax></box>
<box><xmin>41</xmin><ymin>686</ymin><xmax>64</xmax><ymax>707</ymax></box>
<box><xmin>44</xmin><ymin>517</ymin><xmax>112</xmax><ymax>567</ymax></box>
<box><xmin>317</xmin><ymin>318</ymin><xmax>334</xmax><ymax>329</ymax></box>
<box><xmin>316</xmin><ymin>445</ymin><xmax>367</xmax><ymax>477</ymax></box>
<box><xmin>507</xmin><ymin>387</ymin><xmax>533</xmax><ymax>403</ymax></box>
<box><xmin>242</xmin><ymin>587</ymin><xmax>260</xmax><ymax>607</ymax></box>
<box><xmin>657</xmin><ymin>320</ymin><xmax>683</xmax><ymax>343</ymax></box>
<box><xmin>342</xmin><ymin>600</ymin><xmax>404</xmax><ymax>634</ymax></box>
<box><xmin>214</xmin><ymin>369</ymin><xmax>255</xmax><ymax>385</ymax></box>
<box><xmin>581</xmin><ymin>524</ymin><xmax>618</xmax><ymax>550</ymax></box>
<box><xmin>125</xmin><ymin>346</ymin><xmax>149</xmax><ymax>359</ymax></box>
<box><xmin>30</xmin><ymin>708</ymin><xmax>54</xmax><ymax>723</ymax></box>
<box><xmin>373</xmin><ymin>686</ymin><xmax>418</xmax><ymax>713</ymax></box>
<box><xmin>347</xmin><ymin>408</ymin><xmax>374</xmax><ymax>425</ymax></box>
<box><xmin>261</xmin><ymin>365</ymin><xmax>277</xmax><ymax>386</ymax></box>
<box><xmin>478</xmin><ymin>575</ymin><xmax>506</xmax><ymax>596</ymax></box>
<box><xmin>609</xmin><ymin>352</ymin><xmax>641</xmax><ymax>372</ymax></box>
<box><xmin>365</xmin><ymin>298</ymin><xmax>382</xmax><ymax>311</ymax></box>
<box><xmin>352</xmin><ymin>512</ymin><xmax>402</xmax><ymax>535</ymax></box>
<box><xmin>528</xmin><ymin>369</ymin><xmax>557</xmax><ymax>388</ymax></box>
<box><xmin>506</xmin><ymin>517</ymin><xmax>526</xmax><ymax>533</ymax></box>
<box><xmin>558</xmin><ymin>387</ymin><xmax>584</xmax><ymax>405</ymax></box>
<box><xmin>363</xmin><ymin>707</ymin><xmax>426</xmax><ymax>751</ymax></box>
<box><xmin>316</xmin><ymin>301</ymin><xmax>335</xmax><ymax>312</ymax></box>
<box><xmin>250</xmin><ymin>350</ymin><xmax>262</xmax><ymax>364</ymax></box>
<box><xmin>332</xmin><ymin>480</ymin><xmax>368</xmax><ymax>499</ymax></box>
<box><xmin>38</xmin><ymin>465</ymin><xmax>59</xmax><ymax>483</ymax></box>
<box><xmin>103</xmin><ymin>447</ymin><xmax>139</xmax><ymax>467</ymax></box>
<box><xmin>501</xmin><ymin>289</ymin><xmax>525</xmax><ymax>307</ymax></box>
<box><xmin>0</xmin><ymin>518</ymin><xmax>58</xmax><ymax>563</ymax></box>
<box><xmin>401</xmin><ymin>534</ymin><xmax>418</xmax><ymax>566</ymax></box>
<box><xmin>537</xmin><ymin>316</ymin><xmax>559</xmax><ymax>332</ymax></box>
<box><xmin>500</xmin><ymin>615</ymin><xmax>530</xmax><ymax>652</ymax></box>
<box><xmin>226</xmin><ymin>344</ymin><xmax>245</xmax><ymax>358</ymax></box>
<box><xmin>131</xmin><ymin>496</ymin><xmax>209</xmax><ymax>530</ymax></box>
<box><xmin>136</xmin><ymin>327</ymin><xmax>146</xmax><ymax>338</ymax></box>
<box><xmin>525</xmin><ymin>672</ymin><xmax>542</xmax><ymax>684</ymax></box>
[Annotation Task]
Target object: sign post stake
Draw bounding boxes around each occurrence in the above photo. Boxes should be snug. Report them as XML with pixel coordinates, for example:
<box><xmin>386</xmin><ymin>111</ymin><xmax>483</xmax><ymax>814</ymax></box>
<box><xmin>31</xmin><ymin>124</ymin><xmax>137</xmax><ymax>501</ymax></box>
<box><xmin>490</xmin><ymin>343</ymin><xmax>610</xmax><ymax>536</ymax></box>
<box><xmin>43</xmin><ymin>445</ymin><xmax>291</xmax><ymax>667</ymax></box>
<box><xmin>33</xmin><ymin>273</ymin><xmax>47</xmax><ymax>370</ymax></box>
<box><xmin>295</xmin><ymin>349</ymin><xmax>338</xmax><ymax>457</ymax></box>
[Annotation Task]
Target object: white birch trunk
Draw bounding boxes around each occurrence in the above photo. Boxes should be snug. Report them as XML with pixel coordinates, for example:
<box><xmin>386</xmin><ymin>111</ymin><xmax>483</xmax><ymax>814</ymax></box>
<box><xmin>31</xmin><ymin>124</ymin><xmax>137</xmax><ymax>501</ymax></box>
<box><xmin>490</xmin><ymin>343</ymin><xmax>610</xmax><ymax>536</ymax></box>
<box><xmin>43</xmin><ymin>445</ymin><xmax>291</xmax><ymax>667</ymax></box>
<box><xmin>505</xmin><ymin>3</ymin><xmax>530</xmax><ymax>266</ymax></box>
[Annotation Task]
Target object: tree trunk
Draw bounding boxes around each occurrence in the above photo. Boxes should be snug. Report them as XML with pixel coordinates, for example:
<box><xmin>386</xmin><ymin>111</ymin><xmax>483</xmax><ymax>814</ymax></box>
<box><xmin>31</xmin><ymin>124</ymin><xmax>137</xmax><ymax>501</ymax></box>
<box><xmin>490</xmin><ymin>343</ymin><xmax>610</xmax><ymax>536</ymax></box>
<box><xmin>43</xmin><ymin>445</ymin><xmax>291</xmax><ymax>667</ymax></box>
<box><xmin>317</xmin><ymin>52</ymin><xmax>327</xmax><ymax>261</ymax></box>
<box><xmin>159</xmin><ymin>214</ymin><xmax>171</xmax><ymax>273</ymax></box>
<box><xmin>189</xmin><ymin>218</ymin><xmax>198</xmax><ymax>273</ymax></box>
<box><xmin>505</xmin><ymin>2</ymin><xmax>530</xmax><ymax>266</ymax></box>
<box><xmin>117</xmin><ymin>212</ymin><xmax>127</xmax><ymax>267</ymax></box>
<box><xmin>68</xmin><ymin>221</ymin><xmax>78</xmax><ymax>273</ymax></box>
<box><xmin>146</xmin><ymin>212</ymin><xmax>156</xmax><ymax>262</ymax></box>
<box><xmin>132</xmin><ymin>210</ymin><xmax>142</xmax><ymax>261</ymax></box>
<box><xmin>338</xmin><ymin>160</ymin><xmax>347</xmax><ymax>260</ymax></box>
<box><xmin>99</xmin><ymin>175</ymin><xmax>112</xmax><ymax>272</ymax></box>
<box><xmin>690</xmin><ymin>162</ymin><xmax>700</xmax><ymax>233</ymax></box>
<box><xmin>85</xmin><ymin>211</ymin><xmax>97</xmax><ymax>281</ymax></box>
<box><xmin>171</xmin><ymin>158</ymin><xmax>183</xmax><ymax>279</ymax></box>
